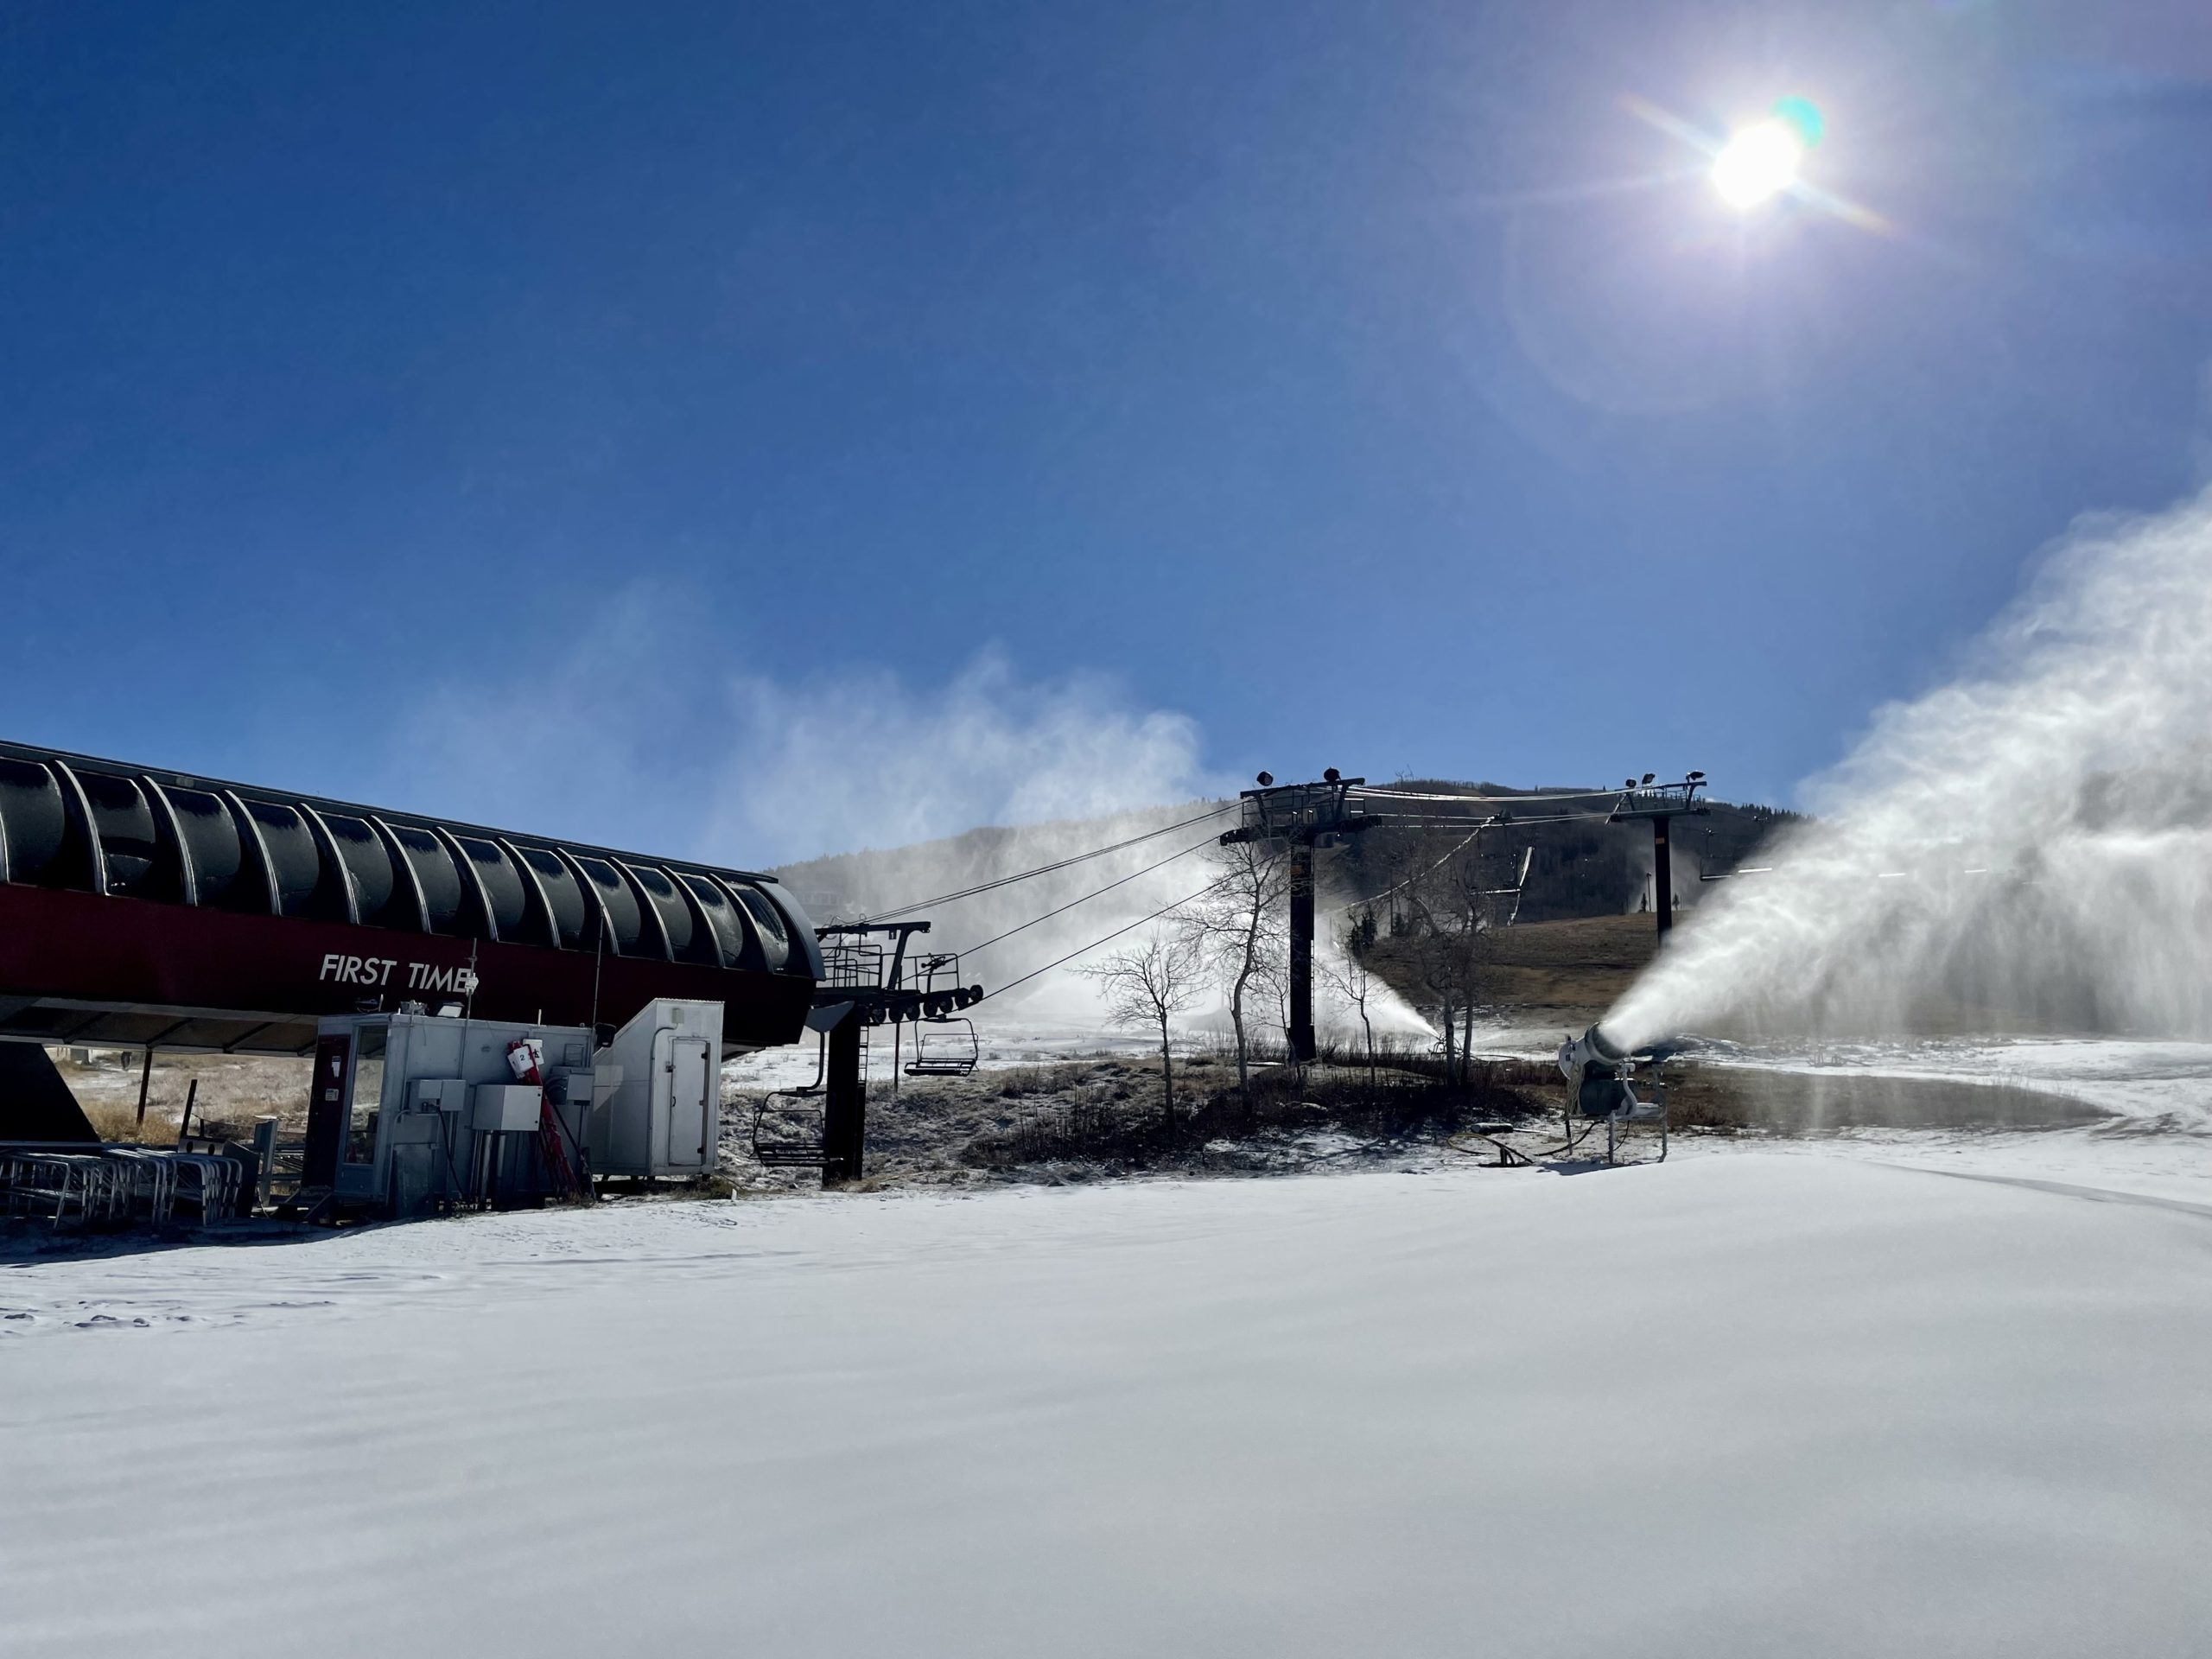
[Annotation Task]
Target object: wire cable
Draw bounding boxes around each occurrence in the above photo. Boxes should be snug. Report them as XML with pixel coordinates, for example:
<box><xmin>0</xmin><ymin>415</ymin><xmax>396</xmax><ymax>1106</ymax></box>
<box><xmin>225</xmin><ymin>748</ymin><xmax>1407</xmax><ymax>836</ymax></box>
<box><xmin>863</xmin><ymin>802</ymin><xmax>1236</xmax><ymax>921</ymax></box>
<box><xmin>1323</xmin><ymin>818</ymin><xmax>1494</xmax><ymax>916</ymax></box>
<box><xmin>953</xmin><ymin>832</ymin><xmax>1223</xmax><ymax>959</ymax></box>
<box><xmin>1320</xmin><ymin>804</ymin><xmax>1640</xmax><ymax>918</ymax></box>
<box><xmin>1351</xmin><ymin>785</ymin><xmax>1625</xmax><ymax>804</ymax></box>
<box><xmin>973</xmin><ymin>873</ymin><xmax>1236</xmax><ymax>1003</ymax></box>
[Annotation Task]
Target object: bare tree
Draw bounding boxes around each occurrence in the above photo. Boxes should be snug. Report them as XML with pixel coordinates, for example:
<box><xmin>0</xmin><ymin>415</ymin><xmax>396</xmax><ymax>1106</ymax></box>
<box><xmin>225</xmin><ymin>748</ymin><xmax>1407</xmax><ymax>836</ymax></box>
<box><xmin>1185</xmin><ymin>838</ymin><xmax>1289</xmax><ymax>1102</ymax></box>
<box><xmin>1078</xmin><ymin>929</ymin><xmax>1205</xmax><ymax>1123</ymax></box>
<box><xmin>1320</xmin><ymin>920</ymin><xmax>1381</xmax><ymax>1094</ymax></box>
<box><xmin>1382</xmin><ymin>829</ymin><xmax>1510</xmax><ymax>1086</ymax></box>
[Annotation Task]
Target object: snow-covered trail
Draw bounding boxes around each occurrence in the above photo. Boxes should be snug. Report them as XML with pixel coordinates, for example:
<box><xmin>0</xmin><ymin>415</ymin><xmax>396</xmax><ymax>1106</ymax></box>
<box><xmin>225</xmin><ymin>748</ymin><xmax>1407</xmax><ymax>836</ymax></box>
<box><xmin>7</xmin><ymin>1158</ymin><xmax>2212</xmax><ymax>1657</ymax></box>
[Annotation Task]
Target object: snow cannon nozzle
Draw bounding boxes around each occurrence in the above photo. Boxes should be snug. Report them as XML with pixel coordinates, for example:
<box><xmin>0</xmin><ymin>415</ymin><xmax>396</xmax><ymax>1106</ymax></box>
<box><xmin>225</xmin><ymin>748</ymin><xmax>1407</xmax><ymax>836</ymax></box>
<box><xmin>1555</xmin><ymin>1022</ymin><xmax>1627</xmax><ymax>1084</ymax></box>
<box><xmin>1554</xmin><ymin>1021</ymin><xmax>1671</xmax><ymax>1160</ymax></box>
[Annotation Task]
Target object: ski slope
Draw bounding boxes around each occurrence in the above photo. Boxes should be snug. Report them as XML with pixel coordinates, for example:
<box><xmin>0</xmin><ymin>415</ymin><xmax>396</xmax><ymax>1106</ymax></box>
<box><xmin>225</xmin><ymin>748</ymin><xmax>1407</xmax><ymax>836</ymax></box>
<box><xmin>7</xmin><ymin>1153</ymin><xmax>2211</xmax><ymax>1656</ymax></box>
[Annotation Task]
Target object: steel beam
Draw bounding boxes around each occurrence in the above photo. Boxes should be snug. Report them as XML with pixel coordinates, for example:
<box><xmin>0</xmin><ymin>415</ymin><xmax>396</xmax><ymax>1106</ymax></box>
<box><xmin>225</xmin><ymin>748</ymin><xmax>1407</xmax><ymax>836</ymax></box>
<box><xmin>1287</xmin><ymin>842</ymin><xmax>1315</xmax><ymax>1065</ymax></box>
<box><xmin>819</xmin><ymin>1012</ymin><xmax>867</xmax><ymax>1186</ymax></box>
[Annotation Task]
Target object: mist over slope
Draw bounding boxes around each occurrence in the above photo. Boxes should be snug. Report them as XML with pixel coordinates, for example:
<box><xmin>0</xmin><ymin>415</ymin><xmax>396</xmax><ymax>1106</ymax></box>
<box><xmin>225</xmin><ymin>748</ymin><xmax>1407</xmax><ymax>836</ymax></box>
<box><xmin>774</xmin><ymin>799</ymin><xmax>1243</xmax><ymax>1027</ymax></box>
<box><xmin>773</xmin><ymin>788</ymin><xmax>1790</xmax><ymax>1037</ymax></box>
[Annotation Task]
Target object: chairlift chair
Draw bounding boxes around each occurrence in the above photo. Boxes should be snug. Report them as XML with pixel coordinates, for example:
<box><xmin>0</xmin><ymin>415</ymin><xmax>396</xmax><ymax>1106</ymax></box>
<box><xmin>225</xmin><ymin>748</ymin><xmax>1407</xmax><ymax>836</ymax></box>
<box><xmin>905</xmin><ymin>1020</ymin><xmax>980</xmax><ymax>1077</ymax></box>
<box><xmin>903</xmin><ymin>951</ymin><xmax>982</xmax><ymax>1078</ymax></box>
<box><xmin>752</xmin><ymin>1031</ymin><xmax>831</xmax><ymax>1168</ymax></box>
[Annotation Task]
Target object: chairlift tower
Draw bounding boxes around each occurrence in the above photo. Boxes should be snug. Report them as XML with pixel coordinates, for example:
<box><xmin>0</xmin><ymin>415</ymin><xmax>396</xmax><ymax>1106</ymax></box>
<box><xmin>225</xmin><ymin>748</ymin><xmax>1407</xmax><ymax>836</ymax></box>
<box><xmin>1608</xmin><ymin>773</ymin><xmax>1710</xmax><ymax>936</ymax></box>
<box><xmin>755</xmin><ymin>921</ymin><xmax>984</xmax><ymax>1185</ymax></box>
<box><xmin>1226</xmin><ymin>768</ymin><xmax>1711</xmax><ymax>1068</ymax></box>
<box><xmin>1219</xmin><ymin>769</ymin><xmax>1373</xmax><ymax>1065</ymax></box>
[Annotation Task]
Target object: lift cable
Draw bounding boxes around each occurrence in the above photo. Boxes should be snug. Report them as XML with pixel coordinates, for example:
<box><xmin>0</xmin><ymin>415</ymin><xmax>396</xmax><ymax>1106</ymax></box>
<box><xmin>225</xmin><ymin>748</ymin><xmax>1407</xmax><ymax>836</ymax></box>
<box><xmin>1344</xmin><ymin>791</ymin><xmax>1628</xmax><ymax>818</ymax></box>
<box><xmin>952</xmin><ymin>831</ymin><xmax>1224</xmax><ymax>960</ymax></box>
<box><xmin>1322</xmin><ymin>804</ymin><xmax>1662</xmax><ymax>917</ymax></box>
<box><xmin>863</xmin><ymin>801</ymin><xmax>1236</xmax><ymax>922</ymax></box>
<box><xmin>1321</xmin><ymin>818</ymin><xmax>1494</xmax><ymax>917</ymax></box>
<box><xmin>972</xmin><ymin>872</ymin><xmax>1236</xmax><ymax>1005</ymax></box>
<box><xmin>968</xmin><ymin>799</ymin><xmax>1651</xmax><ymax>1003</ymax></box>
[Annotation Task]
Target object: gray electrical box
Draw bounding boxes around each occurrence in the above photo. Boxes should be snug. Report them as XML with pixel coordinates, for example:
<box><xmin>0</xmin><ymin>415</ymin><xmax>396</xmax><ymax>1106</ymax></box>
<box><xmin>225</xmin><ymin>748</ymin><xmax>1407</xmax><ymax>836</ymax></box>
<box><xmin>471</xmin><ymin>1084</ymin><xmax>543</xmax><ymax>1133</ymax></box>
<box><xmin>408</xmin><ymin>1078</ymin><xmax>468</xmax><ymax>1115</ymax></box>
<box><xmin>545</xmin><ymin>1071</ymin><xmax>594</xmax><ymax>1108</ymax></box>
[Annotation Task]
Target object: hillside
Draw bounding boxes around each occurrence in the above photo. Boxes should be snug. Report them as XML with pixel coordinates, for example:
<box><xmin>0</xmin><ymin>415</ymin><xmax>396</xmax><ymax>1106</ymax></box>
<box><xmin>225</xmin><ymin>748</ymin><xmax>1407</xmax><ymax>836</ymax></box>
<box><xmin>1361</xmin><ymin>912</ymin><xmax>1662</xmax><ymax>1036</ymax></box>
<box><xmin>768</xmin><ymin>786</ymin><xmax>1796</xmax><ymax>1035</ymax></box>
<box><xmin>775</xmin><ymin>787</ymin><xmax>1799</xmax><ymax>934</ymax></box>
<box><xmin>1328</xmin><ymin>782</ymin><xmax>1799</xmax><ymax>922</ymax></box>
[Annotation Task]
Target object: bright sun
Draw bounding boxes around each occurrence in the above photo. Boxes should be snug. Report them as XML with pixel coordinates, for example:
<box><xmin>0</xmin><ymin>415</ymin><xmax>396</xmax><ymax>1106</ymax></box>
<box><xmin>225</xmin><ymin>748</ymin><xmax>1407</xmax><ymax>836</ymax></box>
<box><xmin>1711</xmin><ymin>118</ymin><xmax>1803</xmax><ymax>211</ymax></box>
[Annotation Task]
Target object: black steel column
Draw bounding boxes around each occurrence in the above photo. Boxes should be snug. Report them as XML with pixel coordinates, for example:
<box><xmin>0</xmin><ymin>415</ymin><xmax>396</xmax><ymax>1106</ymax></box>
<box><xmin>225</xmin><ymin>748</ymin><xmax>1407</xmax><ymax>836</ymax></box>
<box><xmin>820</xmin><ymin>1012</ymin><xmax>867</xmax><ymax>1186</ymax></box>
<box><xmin>1288</xmin><ymin>840</ymin><xmax>1315</xmax><ymax>1064</ymax></box>
<box><xmin>1652</xmin><ymin>817</ymin><xmax>1674</xmax><ymax>938</ymax></box>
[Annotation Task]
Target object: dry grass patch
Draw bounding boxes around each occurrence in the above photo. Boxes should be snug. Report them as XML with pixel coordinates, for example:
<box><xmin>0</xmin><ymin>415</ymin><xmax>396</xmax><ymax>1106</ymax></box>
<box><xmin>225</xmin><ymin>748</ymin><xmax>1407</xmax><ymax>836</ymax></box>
<box><xmin>79</xmin><ymin>1100</ymin><xmax>182</xmax><ymax>1144</ymax></box>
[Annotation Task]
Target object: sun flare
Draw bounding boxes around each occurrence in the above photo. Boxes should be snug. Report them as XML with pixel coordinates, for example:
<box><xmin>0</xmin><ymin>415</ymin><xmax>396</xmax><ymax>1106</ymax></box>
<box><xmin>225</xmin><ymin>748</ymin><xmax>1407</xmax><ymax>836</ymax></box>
<box><xmin>1711</xmin><ymin>118</ymin><xmax>1803</xmax><ymax>211</ymax></box>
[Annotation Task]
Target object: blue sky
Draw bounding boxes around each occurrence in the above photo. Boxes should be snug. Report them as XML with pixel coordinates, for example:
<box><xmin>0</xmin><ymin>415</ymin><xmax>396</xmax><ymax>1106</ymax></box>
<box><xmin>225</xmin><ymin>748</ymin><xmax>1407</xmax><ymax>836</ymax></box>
<box><xmin>5</xmin><ymin>1</ymin><xmax>2209</xmax><ymax>863</ymax></box>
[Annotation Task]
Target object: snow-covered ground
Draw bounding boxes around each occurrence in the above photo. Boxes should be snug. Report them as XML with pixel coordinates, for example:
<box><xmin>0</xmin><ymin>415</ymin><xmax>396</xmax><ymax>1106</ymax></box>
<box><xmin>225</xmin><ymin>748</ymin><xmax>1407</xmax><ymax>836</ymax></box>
<box><xmin>8</xmin><ymin>1139</ymin><xmax>2212</xmax><ymax>1656</ymax></box>
<box><xmin>725</xmin><ymin>1016</ymin><xmax>1160</xmax><ymax>1093</ymax></box>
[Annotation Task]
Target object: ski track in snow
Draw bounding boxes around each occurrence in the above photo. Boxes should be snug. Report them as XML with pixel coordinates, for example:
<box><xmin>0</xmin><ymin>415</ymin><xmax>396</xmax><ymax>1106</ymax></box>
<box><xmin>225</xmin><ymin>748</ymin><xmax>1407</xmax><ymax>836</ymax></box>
<box><xmin>7</xmin><ymin>1134</ymin><xmax>2212</xmax><ymax>1657</ymax></box>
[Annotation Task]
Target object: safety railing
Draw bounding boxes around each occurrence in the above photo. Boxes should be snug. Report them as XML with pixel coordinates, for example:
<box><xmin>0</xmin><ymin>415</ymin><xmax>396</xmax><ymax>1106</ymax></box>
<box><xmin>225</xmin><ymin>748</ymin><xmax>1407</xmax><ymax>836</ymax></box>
<box><xmin>1</xmin><ymin>1142</ymin><xmax>253</xmax><ymax>1229</ymax></box>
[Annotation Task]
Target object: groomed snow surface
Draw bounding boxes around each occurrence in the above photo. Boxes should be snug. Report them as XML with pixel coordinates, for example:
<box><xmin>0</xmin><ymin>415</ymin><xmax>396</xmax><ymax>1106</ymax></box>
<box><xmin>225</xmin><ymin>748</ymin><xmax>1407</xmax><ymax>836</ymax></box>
<box><xmin>8</xmin><ymin>1148</ymin><xmax>2212</xmax><ymax>1657</ymax></box>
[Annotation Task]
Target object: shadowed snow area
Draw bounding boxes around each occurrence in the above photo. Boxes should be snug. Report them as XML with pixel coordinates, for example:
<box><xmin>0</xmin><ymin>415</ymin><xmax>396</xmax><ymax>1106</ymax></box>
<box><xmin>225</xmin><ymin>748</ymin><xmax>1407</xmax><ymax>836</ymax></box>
<box><xmin>1696</xmin><ymin>1035</ymin><xmax>2212</xmax><ymax>1128</ymax></box>
<box><xmin>8</xmin><ymin>1156</ymin><xmax>2212</xmax><ymax>1657</ymax></box>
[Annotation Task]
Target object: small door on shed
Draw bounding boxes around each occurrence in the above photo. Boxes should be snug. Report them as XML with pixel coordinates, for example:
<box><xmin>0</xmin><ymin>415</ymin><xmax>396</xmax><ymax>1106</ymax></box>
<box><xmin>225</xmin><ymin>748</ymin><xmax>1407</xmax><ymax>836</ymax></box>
<box><xmin>659</xmin><ymin>1033</ymin><xmax>712</xmax><ymax>1170</ymax></box>
<box><xmin>302</xmin><ymin>1033</ymin><xmax>352</xmax><ymax>1187</ymax></box>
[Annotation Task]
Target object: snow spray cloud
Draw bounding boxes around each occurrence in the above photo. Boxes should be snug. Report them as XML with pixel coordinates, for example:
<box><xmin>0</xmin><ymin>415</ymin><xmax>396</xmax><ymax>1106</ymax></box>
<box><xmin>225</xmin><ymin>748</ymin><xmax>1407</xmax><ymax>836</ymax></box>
<box><xmin>381</xmin><ymin>586</ymin><xmax>1216</xmax><ymax>869</ymax></box>
<box><xmin>772</xmin><ymin>803</ymin><xmax>1435</xmax><ymax>1039</ymax></box>
<box><xmin>378</xmin><ymin>606</ymin><xmax>1385</xmax><ymax>1033</ymax></box>
<box><xmin>773</xmin><ymin>800</ymin><xmax>1230</xmax><ymax>1027</ymax></box>
<box><xmin>702</xmin><ymin>652</ymin><xmax>1216</xmax><ymax>863</ymax></box>
<box><xmin>383</xmin><ymin>589</ymin><xmax>1424</xmax><ymax>1038</ymax></box>
<box><xmin>1605</xmin><ymin>491</ymin><xmax>2212</xmax><ymax>1050</ymax></box>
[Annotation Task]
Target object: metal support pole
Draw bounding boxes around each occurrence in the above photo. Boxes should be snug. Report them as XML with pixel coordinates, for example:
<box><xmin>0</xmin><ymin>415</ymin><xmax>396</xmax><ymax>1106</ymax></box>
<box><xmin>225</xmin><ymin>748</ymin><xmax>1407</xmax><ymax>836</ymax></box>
<box><xmin>821</xmin><ymin>1014</ymin><xmax>867</xmax><ymax>1187</ymax></box>
<box><xmin>1288</xmin><ymin>840</ymin><xmax>1316</xmax><ymax>1065</ymax></box>
<box><xmin>134</xmin><ymin>1047</ymin><xmax>154</xmax><ymax>1133</ymax></box>
<box><xmin>1652</xmin><ymin>817</ymin><xmax>1674</xmax><ymax>938</ymax></box>
<box><xmin>253</xmin><ymin>1116</ymin><xmax>278</xmax><ymax>1208</ymax></box>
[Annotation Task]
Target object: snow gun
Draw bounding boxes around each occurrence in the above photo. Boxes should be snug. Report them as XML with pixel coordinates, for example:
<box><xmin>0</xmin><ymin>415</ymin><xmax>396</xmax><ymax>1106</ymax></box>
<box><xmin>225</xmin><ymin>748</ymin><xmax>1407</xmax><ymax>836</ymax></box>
<box><xmin>1556</xmin><ymin>1024</ymin><xmax>1669</xmax><ymax>1162</ymax></box>
<box><xmin>1557</xmin><ymin>1024</ymin><xmax>1632</xmax><ymax>1113</ymax></box>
